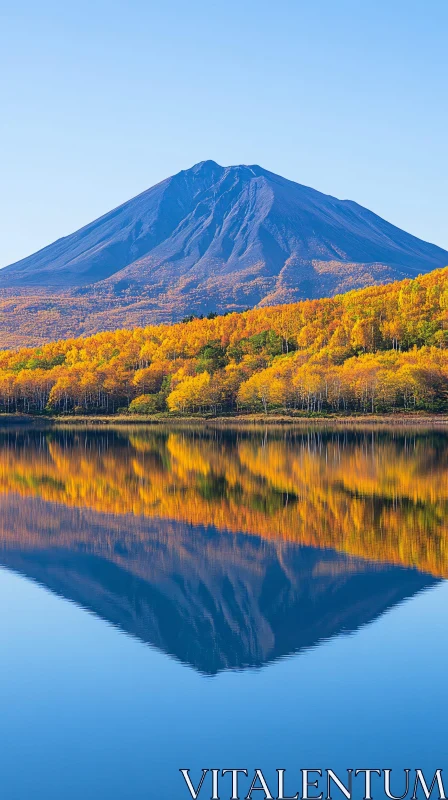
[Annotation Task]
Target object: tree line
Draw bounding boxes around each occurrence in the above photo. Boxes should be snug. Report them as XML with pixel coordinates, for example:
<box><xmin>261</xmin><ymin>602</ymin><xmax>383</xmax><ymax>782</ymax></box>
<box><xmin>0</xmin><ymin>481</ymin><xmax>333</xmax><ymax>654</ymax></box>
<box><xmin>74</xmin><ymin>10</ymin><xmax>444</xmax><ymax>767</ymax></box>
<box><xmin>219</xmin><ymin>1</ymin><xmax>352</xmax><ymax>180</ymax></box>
<box><xmin>1</xmin><ymin>266</ymin><xmax>448</xmax><ymax>415</ymax></box>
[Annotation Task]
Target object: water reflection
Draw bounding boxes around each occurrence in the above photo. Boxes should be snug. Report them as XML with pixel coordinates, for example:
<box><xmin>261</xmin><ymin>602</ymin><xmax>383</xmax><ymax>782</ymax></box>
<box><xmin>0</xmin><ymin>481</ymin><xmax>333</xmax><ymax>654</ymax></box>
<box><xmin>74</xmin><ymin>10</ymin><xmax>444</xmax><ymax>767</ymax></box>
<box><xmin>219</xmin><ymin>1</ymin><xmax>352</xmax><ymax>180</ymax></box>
<box><xmin>0</xmin><ymin>426</ymin><xmax>445</xmax><ymax>672</ymax></box>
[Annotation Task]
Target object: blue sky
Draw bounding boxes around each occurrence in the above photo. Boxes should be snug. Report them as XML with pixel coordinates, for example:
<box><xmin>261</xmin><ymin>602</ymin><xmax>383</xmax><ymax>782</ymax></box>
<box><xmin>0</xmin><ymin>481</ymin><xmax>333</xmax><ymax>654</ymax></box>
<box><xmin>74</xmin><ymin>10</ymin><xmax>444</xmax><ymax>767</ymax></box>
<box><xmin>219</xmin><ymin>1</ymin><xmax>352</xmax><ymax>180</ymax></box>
<box><xmin>1</xmin><ymin>0</ymin><xmax>447</xmax><ymax>268</ymax></box>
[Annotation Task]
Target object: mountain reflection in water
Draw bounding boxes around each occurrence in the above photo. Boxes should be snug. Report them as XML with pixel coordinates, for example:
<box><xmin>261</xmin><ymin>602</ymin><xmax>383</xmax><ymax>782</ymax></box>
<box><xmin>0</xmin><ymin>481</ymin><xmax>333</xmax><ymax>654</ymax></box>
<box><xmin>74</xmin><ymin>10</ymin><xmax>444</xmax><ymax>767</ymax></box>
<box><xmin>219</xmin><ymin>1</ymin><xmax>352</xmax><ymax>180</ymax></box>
<box><xmin>0</xmin><ymin>426</ymin><xmax>445</xmax><ymax>673</ymax></box>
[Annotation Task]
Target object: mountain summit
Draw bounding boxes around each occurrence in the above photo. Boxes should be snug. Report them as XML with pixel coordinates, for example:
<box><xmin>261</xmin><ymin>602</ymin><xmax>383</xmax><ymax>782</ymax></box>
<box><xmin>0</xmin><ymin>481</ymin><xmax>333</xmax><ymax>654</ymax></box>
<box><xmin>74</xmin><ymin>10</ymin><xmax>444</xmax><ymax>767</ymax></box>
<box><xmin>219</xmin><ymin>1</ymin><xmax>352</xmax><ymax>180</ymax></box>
<box><xmin>1</xmin><ymin>161</ymin><xmax>447</xmax><ymax>328</ymax></box>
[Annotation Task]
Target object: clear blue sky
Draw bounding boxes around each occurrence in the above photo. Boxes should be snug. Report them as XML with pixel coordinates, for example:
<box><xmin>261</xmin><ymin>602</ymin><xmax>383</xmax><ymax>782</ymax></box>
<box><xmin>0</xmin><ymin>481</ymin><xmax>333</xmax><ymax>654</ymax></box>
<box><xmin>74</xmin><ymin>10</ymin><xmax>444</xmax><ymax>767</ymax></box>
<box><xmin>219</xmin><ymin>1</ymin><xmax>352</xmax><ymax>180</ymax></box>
<box><xmin>1</xmin><ymin>0</ymin><xmax>447</xmax><ymax>268</ymax></box>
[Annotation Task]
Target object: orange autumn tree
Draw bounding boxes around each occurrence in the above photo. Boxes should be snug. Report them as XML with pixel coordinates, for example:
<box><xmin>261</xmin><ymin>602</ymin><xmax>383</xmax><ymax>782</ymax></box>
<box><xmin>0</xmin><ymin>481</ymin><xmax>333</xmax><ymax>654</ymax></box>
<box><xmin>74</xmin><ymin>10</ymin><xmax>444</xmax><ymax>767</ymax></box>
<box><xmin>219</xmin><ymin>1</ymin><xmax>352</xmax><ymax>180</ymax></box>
<box><xmin>0</xmin><ymin>266</ymin><xmax>447</xmax><ymax>415</ymax></box>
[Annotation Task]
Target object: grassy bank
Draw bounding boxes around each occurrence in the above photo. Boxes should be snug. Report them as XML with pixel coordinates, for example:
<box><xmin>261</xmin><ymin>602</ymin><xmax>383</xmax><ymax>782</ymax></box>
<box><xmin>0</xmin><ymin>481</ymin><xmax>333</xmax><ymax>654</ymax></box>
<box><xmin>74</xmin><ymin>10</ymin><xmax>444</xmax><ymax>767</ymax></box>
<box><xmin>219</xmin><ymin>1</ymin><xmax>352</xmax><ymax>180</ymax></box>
<box><xmin>2</xmin><ymin>412</ymin><xmax>448</xmax><ymax>427</ymax></box>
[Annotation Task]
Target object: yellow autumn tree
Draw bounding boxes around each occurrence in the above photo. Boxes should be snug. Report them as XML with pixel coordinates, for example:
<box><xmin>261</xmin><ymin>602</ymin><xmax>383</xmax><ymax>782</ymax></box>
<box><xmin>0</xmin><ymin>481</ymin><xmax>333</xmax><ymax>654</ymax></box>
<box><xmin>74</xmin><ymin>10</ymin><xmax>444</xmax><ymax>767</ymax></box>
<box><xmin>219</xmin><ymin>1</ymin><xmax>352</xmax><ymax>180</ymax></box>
<box><xmin>167</xmin><ymin>372</ymin><xmax>212</xmax><ymax>413</ymax></box>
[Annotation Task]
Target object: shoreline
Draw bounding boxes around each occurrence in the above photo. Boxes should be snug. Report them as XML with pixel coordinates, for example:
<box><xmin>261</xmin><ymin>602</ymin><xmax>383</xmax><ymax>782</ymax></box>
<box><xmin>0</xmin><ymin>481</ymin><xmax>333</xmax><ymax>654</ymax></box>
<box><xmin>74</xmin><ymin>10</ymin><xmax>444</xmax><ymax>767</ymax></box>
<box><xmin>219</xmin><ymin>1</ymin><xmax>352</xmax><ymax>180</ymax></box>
<box><xmin>2</xmin><ymin>412</ymin><xmax>448</xmax><ymax>428</ymax></box>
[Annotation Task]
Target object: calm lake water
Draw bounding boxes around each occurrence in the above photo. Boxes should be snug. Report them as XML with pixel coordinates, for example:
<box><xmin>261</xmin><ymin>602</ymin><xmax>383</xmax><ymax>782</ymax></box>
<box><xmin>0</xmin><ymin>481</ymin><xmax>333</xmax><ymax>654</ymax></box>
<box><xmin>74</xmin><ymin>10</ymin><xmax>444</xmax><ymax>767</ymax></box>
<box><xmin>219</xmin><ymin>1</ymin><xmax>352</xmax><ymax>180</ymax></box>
<box><xmin>0</xmin><ymin>425</ymin><xmax>447</xmax><ymax>799</ymax></box>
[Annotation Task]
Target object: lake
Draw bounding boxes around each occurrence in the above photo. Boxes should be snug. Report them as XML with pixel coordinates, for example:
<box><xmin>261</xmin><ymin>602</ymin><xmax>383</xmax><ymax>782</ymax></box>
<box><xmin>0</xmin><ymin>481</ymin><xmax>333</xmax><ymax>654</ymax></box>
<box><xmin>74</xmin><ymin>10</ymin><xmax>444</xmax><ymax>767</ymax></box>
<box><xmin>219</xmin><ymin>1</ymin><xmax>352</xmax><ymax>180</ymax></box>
<box><xmin>0</xmin><ymin>425</ymin><xmax>446</xmax><ymax>799</ymax></box>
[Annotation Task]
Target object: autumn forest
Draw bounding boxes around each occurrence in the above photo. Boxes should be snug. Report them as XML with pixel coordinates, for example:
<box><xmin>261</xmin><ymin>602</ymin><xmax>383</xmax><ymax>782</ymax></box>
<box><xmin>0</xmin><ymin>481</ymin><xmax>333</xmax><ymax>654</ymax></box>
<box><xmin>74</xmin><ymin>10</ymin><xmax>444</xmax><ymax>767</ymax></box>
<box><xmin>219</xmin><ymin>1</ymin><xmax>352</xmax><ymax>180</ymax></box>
<box><xmin>1</xmin><ymin>266</ymin><xmax>448</xmax><ymax>416</ymax></box>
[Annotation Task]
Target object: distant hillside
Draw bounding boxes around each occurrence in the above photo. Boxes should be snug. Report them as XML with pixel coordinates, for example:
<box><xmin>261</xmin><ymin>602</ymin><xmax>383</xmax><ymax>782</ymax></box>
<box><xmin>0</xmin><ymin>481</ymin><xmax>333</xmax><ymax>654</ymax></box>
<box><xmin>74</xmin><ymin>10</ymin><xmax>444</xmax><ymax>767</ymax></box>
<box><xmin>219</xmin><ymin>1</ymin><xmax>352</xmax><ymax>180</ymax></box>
<box><xmin>0</xmin><ymin>160</ymin><xmax>447</xmax><ymax>347</ymax></box>
<box><xmin>1</xmin><ymin>267</ymin><xmax>448</xmax><ymax>416</ymax></box>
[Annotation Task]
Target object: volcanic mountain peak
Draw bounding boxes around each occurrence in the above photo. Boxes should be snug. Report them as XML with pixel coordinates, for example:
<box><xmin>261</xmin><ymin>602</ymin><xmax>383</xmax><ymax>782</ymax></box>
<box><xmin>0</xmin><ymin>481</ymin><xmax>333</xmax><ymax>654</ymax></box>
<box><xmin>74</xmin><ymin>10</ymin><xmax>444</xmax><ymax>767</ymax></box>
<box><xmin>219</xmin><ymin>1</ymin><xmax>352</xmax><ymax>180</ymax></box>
<box><xmin>0</xmin><ymin>161</ymin><xmax>447</xmax><ymax>337</ymax></box>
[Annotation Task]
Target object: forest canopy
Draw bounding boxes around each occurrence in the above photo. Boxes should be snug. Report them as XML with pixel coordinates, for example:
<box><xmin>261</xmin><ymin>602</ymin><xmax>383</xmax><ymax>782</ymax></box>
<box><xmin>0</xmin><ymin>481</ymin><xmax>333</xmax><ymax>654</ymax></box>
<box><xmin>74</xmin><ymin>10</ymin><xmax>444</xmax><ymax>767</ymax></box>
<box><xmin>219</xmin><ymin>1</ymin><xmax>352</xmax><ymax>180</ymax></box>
<box><xmin>1</xmin><ymin>266</ymin><xmax>448</xmax><ymax>415</ymax></box>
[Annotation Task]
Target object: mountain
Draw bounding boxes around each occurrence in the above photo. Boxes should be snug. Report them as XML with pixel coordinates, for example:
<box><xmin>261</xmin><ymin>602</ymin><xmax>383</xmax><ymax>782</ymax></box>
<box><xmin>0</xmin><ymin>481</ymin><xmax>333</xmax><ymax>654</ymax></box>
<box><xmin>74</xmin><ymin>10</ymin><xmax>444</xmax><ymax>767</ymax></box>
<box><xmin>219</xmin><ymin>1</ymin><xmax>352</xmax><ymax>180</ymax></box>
<box><xmin>1</xmin><ymin>160</ymin><xmax>447</xmax><ymax>347</ymax></box>
<box><xmin>2</xmin><ymin>159</ymin><xmax>448</xmax><ymax>302</ymax></box>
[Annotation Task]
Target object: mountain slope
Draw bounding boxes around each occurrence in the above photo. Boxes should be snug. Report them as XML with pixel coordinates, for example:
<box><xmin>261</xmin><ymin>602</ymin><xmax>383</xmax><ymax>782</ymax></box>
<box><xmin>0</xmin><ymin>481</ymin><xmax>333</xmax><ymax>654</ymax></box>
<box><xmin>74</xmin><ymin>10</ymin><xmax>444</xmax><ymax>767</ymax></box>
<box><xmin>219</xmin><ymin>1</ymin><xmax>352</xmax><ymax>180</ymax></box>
<box><xmin>1</xmin><ymin>160</ymin><xmax>447</xmax><ymax>310</ymax></box>
<box><xmin>0</xmin><ymin>161</ymin><xmax>447</xmax><ymax>347</ymax></box>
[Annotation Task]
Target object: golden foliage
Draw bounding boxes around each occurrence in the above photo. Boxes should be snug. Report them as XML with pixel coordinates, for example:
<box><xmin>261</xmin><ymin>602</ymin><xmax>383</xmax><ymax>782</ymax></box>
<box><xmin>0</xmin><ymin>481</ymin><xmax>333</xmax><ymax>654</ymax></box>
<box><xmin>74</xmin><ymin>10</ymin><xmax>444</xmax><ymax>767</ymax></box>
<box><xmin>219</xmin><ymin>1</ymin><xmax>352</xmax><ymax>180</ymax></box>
<box><xmin>1</xmin><ymin>266</ymin><xmax>448</xmax><ymax>414</ymax></box>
